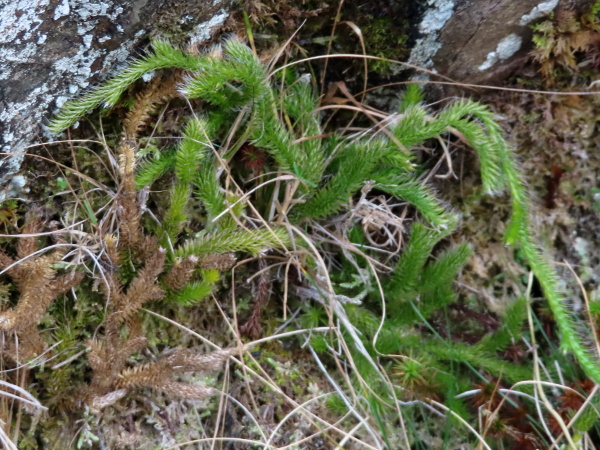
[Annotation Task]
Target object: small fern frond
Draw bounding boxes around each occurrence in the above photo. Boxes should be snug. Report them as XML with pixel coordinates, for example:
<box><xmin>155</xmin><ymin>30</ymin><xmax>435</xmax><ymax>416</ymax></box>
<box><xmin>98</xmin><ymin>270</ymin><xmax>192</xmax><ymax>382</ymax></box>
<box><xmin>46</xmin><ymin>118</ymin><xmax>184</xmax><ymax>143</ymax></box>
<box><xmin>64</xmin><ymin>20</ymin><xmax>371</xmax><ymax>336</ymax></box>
<box><xmin>386</xmin><ymin>223</ymin><xmax>444</xmax><ymax>299</ymax></box>
<box><xmin>297</xmin><ymin>139</ymin><xmax>388</xmax><ymax>219</ymax></box>
<box><xmin>250</xmin><ymin>96</ymin><xmax>299</xmax><ymax>175</ymax></box>
<box><xmin>283</xmin><ymin>77</ymin><xmax>326</xmax><ymax>184</ymax></box>
<box><xmin>478</xmin><ymin>297</ymin><xmax>527</xmax><ymax>352</ymax></box>
<box><xmin>434</xmin><ymin>101</ymin><xmax>504</xmax><ymax>193</ymax></box>
<box><xmin>522</xmin><ymin>236</ymin><xmax>600</xmax><ymax>383</ymax></box>
<box><xmin>390</xmin><ymin>99</ymin><xmax>506</xmax><ymax>195</ymax></box>
<box><xmin>421</xmin><ymin>243</ymin><xmax>472</xmax><ymax>292</ymax></box>
<box><xmin>399</xmin><ymin>84</ymin><xmax>424</xmax><ymax>112</ymax></box>
<box><xmin>194</xmin><ymin>160</ymin><xmax>234</xmax><ymax>229</ymax></box>
<box><xmin>391</xmin><ymin>105</ymin><xmax>443</xmax><ymax>148</ymax></box>
<box><xmin>162</xmin><ymin>182</ymin><xmax>192</xmax><ymax>246</ymax></box>
<box><xmin>183</xmin><ymin>37</ymin><xmax>267</xmax><ymax>105</ymax></box>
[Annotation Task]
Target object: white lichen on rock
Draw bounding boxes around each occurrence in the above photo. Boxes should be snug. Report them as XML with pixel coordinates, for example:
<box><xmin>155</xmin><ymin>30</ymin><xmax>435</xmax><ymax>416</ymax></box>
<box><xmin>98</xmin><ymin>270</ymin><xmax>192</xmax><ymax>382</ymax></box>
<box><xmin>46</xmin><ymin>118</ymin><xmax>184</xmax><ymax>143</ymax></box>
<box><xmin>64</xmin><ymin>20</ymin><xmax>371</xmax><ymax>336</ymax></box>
<box><xmin>478</xmin><ymin>0</ymin><xmax>561</xmax><ymax>72</ymax></box>
<box><xmin>478</xmin><ymin>33</ymin><xmax>523</xmax><ymax>71</ymax></box>
<box><xmin>53</xmin><ymin>0</ymin><xmax>70</xmax><ymax>20</ymax></box>
<box><xmin>520</xmin><ymin>0</ymin><xmax>560</xmax><ymax>26</ymax></box>
<box><xmin>9</xmin><ymin>175</ymin><xmax>26</xmax><ymax>190</ymax></box>
<box><xmin>188</xmin><ymin>9</ymin><xmax>229</xmax><ymax>45</ymax></box>
<box><xmin>0</xmin><ymin>175</ymin><xmax>30</xmax><ymax>200</ymax></box>
<box><xmin>1</xmin><ymin>0</ymin><xmax>50</xmax><ymax>79</ymax></box>
<box><xmin>405</xmin><ymin>0</ymin><xmax>455</xmax><ymax>75</ymax></box>
<box><xmin>419</xmin><ymin>0</ymin><xmax>455</xmax><ymax>34</ymax></box>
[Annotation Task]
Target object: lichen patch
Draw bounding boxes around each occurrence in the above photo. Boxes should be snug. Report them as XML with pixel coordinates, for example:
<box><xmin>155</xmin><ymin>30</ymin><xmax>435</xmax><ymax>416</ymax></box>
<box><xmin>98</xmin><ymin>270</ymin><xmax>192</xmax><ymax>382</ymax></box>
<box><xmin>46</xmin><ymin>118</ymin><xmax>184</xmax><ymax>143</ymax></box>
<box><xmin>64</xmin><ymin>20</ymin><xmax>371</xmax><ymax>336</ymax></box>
<box><xmin>188</xmin><ymin>9</ymin><xmax>229</xmax><ymax>45</ymax></box>
<box><xmin>478</xmin><ymin>33</ymin><xmax>523</xmax><ymax>71</ymax></box>
<box><xmin>520</xmin><ymin>0</ymin><xmax>560</xmax><ymax>26</ymax></box>
<box><xmin>406</xmin><ymin>0</ymin><xmax>455</xmax><ymax>74</ymax></box>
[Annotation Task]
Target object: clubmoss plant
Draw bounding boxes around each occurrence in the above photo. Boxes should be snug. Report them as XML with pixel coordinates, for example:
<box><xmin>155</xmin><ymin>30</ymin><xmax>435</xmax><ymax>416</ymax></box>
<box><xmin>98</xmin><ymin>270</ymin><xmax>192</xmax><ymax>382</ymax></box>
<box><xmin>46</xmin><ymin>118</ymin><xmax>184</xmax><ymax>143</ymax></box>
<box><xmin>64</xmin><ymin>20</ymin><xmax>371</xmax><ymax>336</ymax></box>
<box><xmin>29</xmin><ymin>34</ymin><xmax>600</xmax><ymax>446</ymax></box>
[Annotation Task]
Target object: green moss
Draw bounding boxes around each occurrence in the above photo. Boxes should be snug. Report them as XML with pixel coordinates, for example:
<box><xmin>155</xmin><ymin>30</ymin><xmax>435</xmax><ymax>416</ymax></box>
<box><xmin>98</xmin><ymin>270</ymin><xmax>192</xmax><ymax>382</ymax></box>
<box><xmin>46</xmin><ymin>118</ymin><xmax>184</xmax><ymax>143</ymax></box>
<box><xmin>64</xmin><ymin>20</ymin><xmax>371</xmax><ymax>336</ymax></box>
<box><xmin>342</xmin><ymin>14</ymin><xmax>410</xmax><ymax>75</ymax></box>
<box><xmin>240</xmin><ymin>0</ymin><xmax>414</xmax><ymax>77</ymax></box>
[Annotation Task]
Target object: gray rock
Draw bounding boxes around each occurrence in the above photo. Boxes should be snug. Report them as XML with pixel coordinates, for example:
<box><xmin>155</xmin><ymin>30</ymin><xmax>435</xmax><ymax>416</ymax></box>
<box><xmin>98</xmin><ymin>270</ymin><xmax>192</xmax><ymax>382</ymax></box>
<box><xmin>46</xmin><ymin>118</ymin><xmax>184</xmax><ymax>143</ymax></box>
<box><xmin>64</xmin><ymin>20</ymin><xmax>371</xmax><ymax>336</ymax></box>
<box><xmin>406</xmin><ymin>0</ymin><xmax>590</xmax><ymax>84</ymax></box>
<box><xmin>0</xmin><ymin>0</ymin><xmax>233</xmax><ymax>199</ymax></box>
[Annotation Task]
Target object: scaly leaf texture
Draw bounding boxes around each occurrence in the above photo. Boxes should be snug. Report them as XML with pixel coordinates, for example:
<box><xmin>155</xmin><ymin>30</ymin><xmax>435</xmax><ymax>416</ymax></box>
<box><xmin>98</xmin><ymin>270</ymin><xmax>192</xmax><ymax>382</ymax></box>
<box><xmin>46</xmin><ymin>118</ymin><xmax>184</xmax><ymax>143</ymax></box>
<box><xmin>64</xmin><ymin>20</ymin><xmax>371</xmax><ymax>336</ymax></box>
<box><xmin>390</xmin><ymin>100</ymin><xmax>505</xmax><ymax>194</ymax></box>
<box><xmin>183</xmin><ymin>38</ymin><xmax>268</xmax><ymax>105</ymax></box>
<box><xmin>421</xmin><ymin>340</ymin><xmax>532</xmax><ymax>385</ymax></box>
<box><xmin>374</xmin><ymin>171</ymin><xmax>458</xmax><ymax>230</ymax></box>
<box><xmin>421</xmin><ymin>243</ymin><xmax>472</xmax><ymax>291</ymax></box>
<box><xmin>161</xmin><ymin>182</ymin><xmax>191</xmax><ymax>245</ymax></box>
<box><xmin>186</xmin><ymin>39</ymin><xmax>324</xmax><ymax>188</ymax></box>
<box><xmin>161</xmin><ymin>118</ymin><xmax>211</xmax><ymax>245</ymax></box>
<box><xmin>477</xmin><ymin>297</ymin><xmax>527</xmax><ymax>353</ymax></box>
<box><xmin>282</xmin><ymin>77</ymin><xmax>326</xmax><ymax>186</ymax></box>
<box><xmin>386</xmin><ymin>223</ymin><xmax>446</xmax><ymax>300</ymax></box>
<box><xmin>414</xmin><ymin>243</ymin><xmax>472</xmax><ymax>321</ymax></box>
<box><xmin>194</xmin><ymin>159</ymin><xmax>235</xmax><ymax>230</ymax></box>
<box><xmin>296</xmin><ymin>139</ymin><xmax>390</xmax><ymax>219</ymax></box>
<box><xmin>135</xmin><ymin>151</ymin><xmax>177</xmax><ymax>189</ymax></box>
<box><xmin>391</xmin><ymin>96</ymin><xmax>600</xmax><ymax>382</ymax></box>
<box><xmin>436</xmin><ymin>101</ymin><xmax>504</xmax><ymax>193</ymax></box>
<box><xmin>171</xmin><ymin>280</ymin><xmax>214</xmax><ymax>306</ymax></box>
<box><xmin>176</xmin><ymin>118</ymin><xmax>209</xmax><ymax>184</ymax></box>
<box><xmin>399</xmin><ymin>83</ymin><xmax>424</xmax><ymax>112</ymax></box>
<box><xmin>250</xmin><ymin>94</ymin><xmax>300</xmax><ymax>174</ymax></box>
<box><xmin>176</xmin><ymin>227</ymin><xmax>290</xmax><ymax>258</ymax></box>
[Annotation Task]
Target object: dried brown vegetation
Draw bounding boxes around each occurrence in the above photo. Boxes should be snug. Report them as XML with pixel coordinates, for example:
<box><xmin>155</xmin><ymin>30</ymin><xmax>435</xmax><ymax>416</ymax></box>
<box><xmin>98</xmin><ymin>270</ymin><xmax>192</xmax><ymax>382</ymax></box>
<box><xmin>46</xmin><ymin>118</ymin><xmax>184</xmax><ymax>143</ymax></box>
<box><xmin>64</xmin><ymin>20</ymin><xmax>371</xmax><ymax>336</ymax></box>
<box><xmin>87</xmin><ymin>184</ymin><xmax>233</xmax><ymax>411</ymax></box>
<box><xmin>532</xmin><ymin>3</ymin><xmax>600</xmax><ymax>83</ymax></box>
<box><xmin>0</xmin><ymin>213</ymin><xmax>83</xmax><ymax>363</ymax></box>
<box><xmin>82</xmin><ymin>107</ymin><xmax>238</xmax><ymax>412</ymax></box>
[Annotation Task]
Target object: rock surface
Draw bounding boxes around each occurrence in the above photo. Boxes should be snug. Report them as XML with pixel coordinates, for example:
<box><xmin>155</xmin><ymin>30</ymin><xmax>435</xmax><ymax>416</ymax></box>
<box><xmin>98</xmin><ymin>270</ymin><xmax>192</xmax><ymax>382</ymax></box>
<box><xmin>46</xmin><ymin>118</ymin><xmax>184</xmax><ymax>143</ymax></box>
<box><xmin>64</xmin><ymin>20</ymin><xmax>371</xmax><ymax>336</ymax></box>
<box><xmin>407</xmin><ymin>0</ymin><xmax>591</xmax><ymax>83</ymax></box>
<box><xmin>0</xmin><ymin>0</ymin><xmax>233</xmax><ymax>199</ymax></box>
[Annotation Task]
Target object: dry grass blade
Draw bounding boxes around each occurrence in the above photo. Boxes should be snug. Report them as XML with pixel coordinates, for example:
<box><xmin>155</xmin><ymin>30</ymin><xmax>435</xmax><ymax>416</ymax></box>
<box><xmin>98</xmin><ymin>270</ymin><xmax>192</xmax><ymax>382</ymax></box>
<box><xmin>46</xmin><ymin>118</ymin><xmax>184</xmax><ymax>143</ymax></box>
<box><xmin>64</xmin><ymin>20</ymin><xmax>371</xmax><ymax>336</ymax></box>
<box><xmin>0</xmin><ymin>424</ymin><xmax>18</xmax><ymax>450</ymax></box>
<box><xmin>145</xmin><ymin>304</ymin><xmax>381</xmax><ymax>448</ymax></box>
